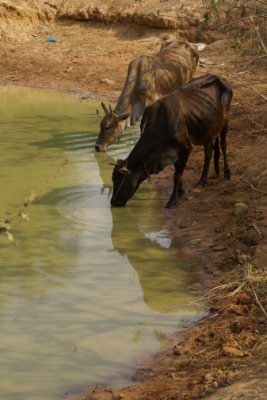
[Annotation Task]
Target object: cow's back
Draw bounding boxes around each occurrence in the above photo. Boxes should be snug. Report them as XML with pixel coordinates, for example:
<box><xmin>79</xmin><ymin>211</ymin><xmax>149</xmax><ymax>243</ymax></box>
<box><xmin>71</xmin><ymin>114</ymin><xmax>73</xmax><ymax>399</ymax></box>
<box><xmin>181</xmin><ymin>74</ymin><xmax>233</xmax><ymax>118</ymax></box>
<box><xmin>138</xmin><ymin>74</ymin><xmax>233</xmax><ymax>148</ymax></box>
<box><xmin>128</xmin><ymin>40</ymin><xmax>199</xmax><ymax>107</ymax></box>
<box><xmin>153</xmin><ymin>41</ymin><xmax>198</xmax><ymax>96</ymax></box>
<box><xmin>172</xmin><ymin>74</ymin><xmax>233</xmax><ymax>145</ymax></box>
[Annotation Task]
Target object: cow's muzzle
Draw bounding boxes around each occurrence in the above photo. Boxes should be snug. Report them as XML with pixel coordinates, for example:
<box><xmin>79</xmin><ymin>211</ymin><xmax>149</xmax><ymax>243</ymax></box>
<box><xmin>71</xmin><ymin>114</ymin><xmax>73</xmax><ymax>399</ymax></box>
<box><xmin>95</xmin><ymin>143</ymin><xmax>106</xmax><ymax>152</ymax></box>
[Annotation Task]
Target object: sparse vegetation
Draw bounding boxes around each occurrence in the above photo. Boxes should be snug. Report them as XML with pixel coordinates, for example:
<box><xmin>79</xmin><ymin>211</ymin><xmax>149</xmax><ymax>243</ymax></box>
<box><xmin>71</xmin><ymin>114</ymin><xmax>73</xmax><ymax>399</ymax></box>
<box><xmin>202</xmin><ymin>0</ymin><xmax>267</xmax><ymax>56</ymax></box>
<box><xmin>206</xmin><ymin>257</ymin><xmax>267</xmax><ymax>319</ymax></box>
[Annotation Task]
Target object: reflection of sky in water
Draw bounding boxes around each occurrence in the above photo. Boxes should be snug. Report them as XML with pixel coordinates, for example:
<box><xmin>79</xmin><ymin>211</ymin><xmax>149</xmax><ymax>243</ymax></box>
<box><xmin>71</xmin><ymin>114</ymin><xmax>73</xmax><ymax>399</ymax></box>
<box><xmin>0</xmin><ymin>86</ymin><xmax>203</xmax><ymax>400</ymax></box>
<box><xmin>146</xmin><ymin>229</ymin><xmax>172</xmax><ymax>249</ymax></box>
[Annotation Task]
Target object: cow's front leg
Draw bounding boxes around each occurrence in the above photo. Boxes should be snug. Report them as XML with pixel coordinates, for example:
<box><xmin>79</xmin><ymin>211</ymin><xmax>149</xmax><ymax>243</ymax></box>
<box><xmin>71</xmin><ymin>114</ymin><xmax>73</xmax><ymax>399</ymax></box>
<box><xmin>166</xmin><ymin>149</ymin><xmax>190</xmax><ymax>208</ymax></box>
<box><xmin>197</xmin><ymin>142</ymin><xmax>213</xmax><ymax>187</ymax></box>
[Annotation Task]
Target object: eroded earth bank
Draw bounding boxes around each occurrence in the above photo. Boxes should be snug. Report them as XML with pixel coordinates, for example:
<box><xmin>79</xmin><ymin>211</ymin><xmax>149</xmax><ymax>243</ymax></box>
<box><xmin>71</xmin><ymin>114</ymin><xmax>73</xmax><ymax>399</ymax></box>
<box><xmin>0</xmin><ymin>1</ymin><xmax>266</xmax><ymax>399</ymax></box>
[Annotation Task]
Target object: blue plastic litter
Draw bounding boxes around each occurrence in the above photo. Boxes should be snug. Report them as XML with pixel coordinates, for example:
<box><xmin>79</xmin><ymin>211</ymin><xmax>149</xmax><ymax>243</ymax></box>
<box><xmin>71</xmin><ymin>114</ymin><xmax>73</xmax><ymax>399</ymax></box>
<box><xmin>46</xmin><ymin>37</ymin><xmax>58</xmax><ymax>43</ymax></box>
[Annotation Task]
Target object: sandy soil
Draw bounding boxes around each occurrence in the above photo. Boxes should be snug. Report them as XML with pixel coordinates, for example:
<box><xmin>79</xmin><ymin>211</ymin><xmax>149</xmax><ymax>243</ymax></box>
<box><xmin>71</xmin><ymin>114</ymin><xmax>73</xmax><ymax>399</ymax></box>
<box><xmin>0</xmin><ymin>1</ymin><xmax>266</xmax><ymax>400</ymax></box>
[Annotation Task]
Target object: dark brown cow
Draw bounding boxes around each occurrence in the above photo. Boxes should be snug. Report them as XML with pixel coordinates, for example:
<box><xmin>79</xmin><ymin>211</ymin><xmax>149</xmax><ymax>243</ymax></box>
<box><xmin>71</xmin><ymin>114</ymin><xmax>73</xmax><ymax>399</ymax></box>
<box><xmin>110</xmin><ymin>73</ymin><xmax>233</xmax><ymax>208</ymax></box>
<box><xmin>95</xmin><ymin>39</ymin><xmax>199</xmax><ymax>152</ymax></box>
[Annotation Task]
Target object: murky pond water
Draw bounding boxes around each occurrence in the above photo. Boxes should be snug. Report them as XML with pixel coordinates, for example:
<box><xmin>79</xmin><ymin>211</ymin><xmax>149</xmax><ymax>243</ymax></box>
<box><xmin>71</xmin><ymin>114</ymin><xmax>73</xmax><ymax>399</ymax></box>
<box><xmin>0</xmin><ymin>86</ymin><xmax>203</xmax><ymax>400</ymax></box>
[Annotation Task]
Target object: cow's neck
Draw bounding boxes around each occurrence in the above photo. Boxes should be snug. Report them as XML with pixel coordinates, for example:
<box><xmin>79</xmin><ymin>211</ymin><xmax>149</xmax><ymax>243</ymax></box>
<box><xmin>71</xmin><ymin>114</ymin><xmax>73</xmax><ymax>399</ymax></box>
<box><xmin>118</xmin><ymin>118</ymin><xmax>128</xmax><ymax>133</ymax></box>
<box><xmin>127</xmin><ymin>143</ymin><xmax>178</xmax><ymax>179</ymax></box>
<box><xmin>126</xmin><ymin>130</ymin><xmax>162</xmax><ymax>172</ymax></box>
<box><xmin>126</xmin><ymin>147</ymin><xmax>151</xmax><ymax>179</ymax></box>
<box><xmin>114</xmin><ymin>101</ymin><xmax>131</xmax><ymax>116</ymax></box>
<box><xmin>114</xmin><ymin>77</ymin><xmax>135</xmax><ymax>116</ymax></box>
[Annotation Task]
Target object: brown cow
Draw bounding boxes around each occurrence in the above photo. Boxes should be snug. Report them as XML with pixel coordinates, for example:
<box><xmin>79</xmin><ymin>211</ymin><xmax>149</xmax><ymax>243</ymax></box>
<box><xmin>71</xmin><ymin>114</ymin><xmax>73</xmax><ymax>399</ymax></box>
<box><xmin>95</xmin><ymin>39</ymin><xmax>199</xmax><ymax>152</ymax></box>
<box><xmin>110</xmin><ymin>73</ymin><xmax>233</xmax><ymax>208</ymax></box>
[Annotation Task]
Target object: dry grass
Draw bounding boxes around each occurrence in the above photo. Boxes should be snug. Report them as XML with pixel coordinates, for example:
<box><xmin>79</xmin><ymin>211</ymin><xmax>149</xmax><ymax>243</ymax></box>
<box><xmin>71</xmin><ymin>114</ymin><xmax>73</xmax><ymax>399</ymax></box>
<box><xmin>206</xmin><ymin>256</ymin><xmax>267</xmax><ymax>318</ymax></box>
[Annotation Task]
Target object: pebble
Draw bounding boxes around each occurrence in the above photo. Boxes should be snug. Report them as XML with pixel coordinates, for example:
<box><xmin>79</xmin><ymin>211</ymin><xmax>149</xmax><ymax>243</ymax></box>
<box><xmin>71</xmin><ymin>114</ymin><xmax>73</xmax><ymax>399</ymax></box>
<box><xmin>233</xmin><ymin>202</ymin><xmax>249</xmax><ymax>217</ymax></box>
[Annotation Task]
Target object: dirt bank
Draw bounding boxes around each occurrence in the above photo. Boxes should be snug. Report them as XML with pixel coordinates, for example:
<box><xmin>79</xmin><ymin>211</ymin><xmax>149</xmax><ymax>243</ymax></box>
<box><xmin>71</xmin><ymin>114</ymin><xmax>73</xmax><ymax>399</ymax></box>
<box><xmin>0</xmin><ymin>1</ymin><xmax>266</xmax><ymax>400</ymax></box>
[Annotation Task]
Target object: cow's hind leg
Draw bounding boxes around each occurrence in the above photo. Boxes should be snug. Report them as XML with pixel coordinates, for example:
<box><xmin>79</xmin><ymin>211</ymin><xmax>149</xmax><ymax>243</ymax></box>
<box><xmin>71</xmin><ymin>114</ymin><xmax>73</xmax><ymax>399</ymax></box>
<box><xmin>220</xmin><ymin>125</ymin><xmax>230</xmax><ymax>180</ymax></box>
<box><xmin>166</xmin><ymin>149</ymin><xmax>190</xmax><ymax>208</ymax></box>
<box><xmin>213</xmin><ymin>137</ymin><xmax>220</xmax><ymax>176</ymax></box>
<box><xmin>197</xmin><ymin>141</ymin><xmax>213</xmax><ymax>187</ymax></box>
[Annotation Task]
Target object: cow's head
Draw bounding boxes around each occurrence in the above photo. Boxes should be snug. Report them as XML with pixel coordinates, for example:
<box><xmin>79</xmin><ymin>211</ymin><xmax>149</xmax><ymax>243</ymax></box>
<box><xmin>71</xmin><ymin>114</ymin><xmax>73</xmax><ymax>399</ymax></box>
<box><xmin>110</xmin><ymin>160</ymin><xmax>143</xmax><ymax>207</ymax></box>
<box><xmin>95</xmin><ymin>102</ymin><xmax>130</xmax><ymax>152</ymax></box>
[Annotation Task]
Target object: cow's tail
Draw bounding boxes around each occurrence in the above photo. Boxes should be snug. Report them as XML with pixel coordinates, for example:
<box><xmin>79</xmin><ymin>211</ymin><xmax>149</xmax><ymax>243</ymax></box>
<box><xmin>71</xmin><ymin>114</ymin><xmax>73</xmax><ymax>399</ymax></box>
<box><xmin>214</xmin><ymin>78</ymin><xmax>233</xmax><ymax>178</ymax></box>
<box><xmin>213</xmin><ymin>137</ymin><xmax>220</xmax><ymax>176</ymax></box>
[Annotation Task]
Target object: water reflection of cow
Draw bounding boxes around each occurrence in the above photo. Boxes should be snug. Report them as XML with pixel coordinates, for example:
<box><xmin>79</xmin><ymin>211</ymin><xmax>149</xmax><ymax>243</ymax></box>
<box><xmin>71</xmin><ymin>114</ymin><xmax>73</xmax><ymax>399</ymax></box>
<box><xmin>110</xmin><ymin>205</ymin><xmax>197</xmax><ymax>314</ymax></box>
<box><xmin>94</xmin><ymin>151</ymin><xmax>114</xmax><ymax>196</ymax></box>
<box><xmin>94</xmin><ymin>150</ymin><xmax>197</xmax><ymax>313</ymax></box>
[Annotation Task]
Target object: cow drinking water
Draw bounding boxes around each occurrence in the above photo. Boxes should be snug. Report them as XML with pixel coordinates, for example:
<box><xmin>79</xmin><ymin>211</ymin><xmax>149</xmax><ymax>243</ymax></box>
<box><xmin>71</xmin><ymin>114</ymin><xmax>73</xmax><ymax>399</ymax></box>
<box><xmin>110</xmin><ymin>73</ymin><xmax>233</xmax><ymax>208</ymax></box>
<box><xmin>95</xmin><ymin>39</ymin><xmax>199</xmax><ymax>152</ymax></box>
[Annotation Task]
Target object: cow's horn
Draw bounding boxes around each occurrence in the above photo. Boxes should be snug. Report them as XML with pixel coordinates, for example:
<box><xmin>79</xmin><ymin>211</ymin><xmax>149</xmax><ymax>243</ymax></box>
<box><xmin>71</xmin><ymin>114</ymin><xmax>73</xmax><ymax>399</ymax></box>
<box><xmin>101</xmin><ymin>101</ymin><xmax>109</xmax><ymax>115</ymax></box>
<box><xmin>119</xmin><ymin>165</ymin><xmax>131</xmax><ymax>175</ymax></box>
<box><xmin>109</xmin><ymin>104</ymin><xmax>113</xmax><ymax>113</ymax></box>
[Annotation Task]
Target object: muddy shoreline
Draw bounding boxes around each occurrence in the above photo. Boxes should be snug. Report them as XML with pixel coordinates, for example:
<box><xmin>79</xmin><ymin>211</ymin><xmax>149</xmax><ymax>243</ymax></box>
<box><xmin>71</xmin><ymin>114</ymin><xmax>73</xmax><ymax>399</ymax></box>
<box><xmin>0</xmin><ymin>1</ymin><xmax>266</xmax><ymax>399</ymax></box>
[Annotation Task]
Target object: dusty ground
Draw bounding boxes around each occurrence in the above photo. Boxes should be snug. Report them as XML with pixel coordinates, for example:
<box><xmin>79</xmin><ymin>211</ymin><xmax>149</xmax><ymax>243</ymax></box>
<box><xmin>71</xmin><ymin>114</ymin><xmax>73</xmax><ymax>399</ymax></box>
<box><xmin>0</xmin><ymin>1</ymin><xmax>266</xmax><ymax>400</ymax></box>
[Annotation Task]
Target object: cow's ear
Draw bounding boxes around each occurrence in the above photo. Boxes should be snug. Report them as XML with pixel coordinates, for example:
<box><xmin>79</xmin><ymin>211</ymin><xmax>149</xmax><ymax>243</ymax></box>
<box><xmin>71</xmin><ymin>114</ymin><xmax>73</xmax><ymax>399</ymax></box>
<box><xmin>119</xmin><ymin>165</ymin><xmax>131</xmax><ymax>174</ymax></box>
<box><xmin>118</xmin><ymin>113</ymin><xmax>130</xmax><ymax>121</ymax></box>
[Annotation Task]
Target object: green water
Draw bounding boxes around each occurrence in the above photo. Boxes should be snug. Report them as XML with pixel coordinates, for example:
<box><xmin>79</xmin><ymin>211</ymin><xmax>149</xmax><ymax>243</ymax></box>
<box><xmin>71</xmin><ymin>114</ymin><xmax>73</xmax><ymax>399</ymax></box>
<box><xmin>0</xmin><ymin>86</ymin><xmax>203</xmax><ymax>400</ymax></box>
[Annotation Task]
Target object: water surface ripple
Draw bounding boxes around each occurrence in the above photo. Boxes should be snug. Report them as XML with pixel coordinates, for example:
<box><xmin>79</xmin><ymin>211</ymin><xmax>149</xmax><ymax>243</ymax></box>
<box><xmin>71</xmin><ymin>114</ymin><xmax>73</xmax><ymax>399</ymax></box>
<box><xmin>0</xmin><ymin>86</ymin><xmax>203</xmax><ymax>400</ymax></box>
